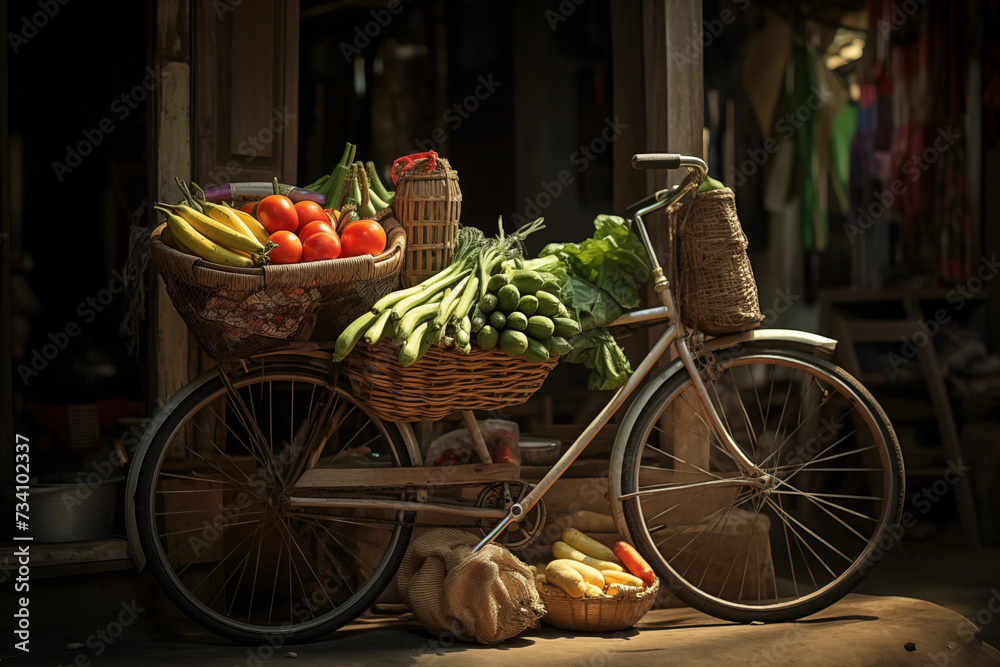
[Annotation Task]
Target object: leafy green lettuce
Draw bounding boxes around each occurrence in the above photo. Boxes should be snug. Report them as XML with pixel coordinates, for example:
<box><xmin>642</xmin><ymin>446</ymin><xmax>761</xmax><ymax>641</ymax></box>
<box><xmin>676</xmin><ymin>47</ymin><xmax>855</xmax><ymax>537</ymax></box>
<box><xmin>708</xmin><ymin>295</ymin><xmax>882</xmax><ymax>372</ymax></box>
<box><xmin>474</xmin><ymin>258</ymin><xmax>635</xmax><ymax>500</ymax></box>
<box><xmin>538</xmin><ymin>214</ymin><xmax>651</xmax><ymax>329</ymax></box>
<box><xmin>537</xmin><ymin>215</ymin><xmax>652</xmax><ymax>390</ymax></box>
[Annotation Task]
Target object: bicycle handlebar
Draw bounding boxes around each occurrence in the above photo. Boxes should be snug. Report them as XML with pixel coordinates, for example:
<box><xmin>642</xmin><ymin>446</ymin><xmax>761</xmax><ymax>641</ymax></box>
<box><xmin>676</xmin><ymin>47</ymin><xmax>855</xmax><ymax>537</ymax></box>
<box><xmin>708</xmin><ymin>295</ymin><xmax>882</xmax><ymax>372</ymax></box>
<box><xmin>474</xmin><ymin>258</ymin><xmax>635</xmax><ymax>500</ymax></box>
<box><xmin>631</xmin><ymin>153</ymin><xmax>682</xmax><ymax>170</ymax></box>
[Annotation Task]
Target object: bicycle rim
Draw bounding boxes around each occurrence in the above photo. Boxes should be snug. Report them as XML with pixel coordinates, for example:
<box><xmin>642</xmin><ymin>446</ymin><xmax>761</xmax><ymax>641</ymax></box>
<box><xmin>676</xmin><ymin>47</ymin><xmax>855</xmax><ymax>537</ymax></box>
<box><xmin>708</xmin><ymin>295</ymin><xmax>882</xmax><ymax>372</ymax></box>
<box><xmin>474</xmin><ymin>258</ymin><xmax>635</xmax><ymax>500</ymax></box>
<box><xmin>620</xmin><ymin>347</ymin><xmax>903</xmax><ymax>622</ymax></box>
<box><xmin>135</xmin><ymin>362</ymin><xmax>413</xmax><ymax>644</ymax></box>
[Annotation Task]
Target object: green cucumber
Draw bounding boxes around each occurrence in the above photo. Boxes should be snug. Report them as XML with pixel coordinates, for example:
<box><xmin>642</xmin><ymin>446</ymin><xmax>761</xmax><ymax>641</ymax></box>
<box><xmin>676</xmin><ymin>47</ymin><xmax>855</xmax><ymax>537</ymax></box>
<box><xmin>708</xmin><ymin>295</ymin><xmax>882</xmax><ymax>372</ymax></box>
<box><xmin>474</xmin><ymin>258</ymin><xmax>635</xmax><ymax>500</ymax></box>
<box><xmin>509</xmin><ymin>269</ymin><xmax>544</xmax><ymax>294</ymax></box>
<box><xmin>478</xmin><ymin>293</ymin><xmax>498</xmax><ymax>314</ymax></box>
<box><xmin>499</xmin><ymin>329</ymin><xmax>529</xmax><ymax>357</ymax></box>
<box><xmin>506</xmin><ymin>311</ymin><xmax>528</xmax><ymax>331</ymax></box>
<box><xmin>517</xmin><ymin>294</ymin><xmax>538</xmax><ymax>316</ymax></box>
<box><xmin>489</xmin><ymin>311</ymin><xmax>507</xmax><ymax>330</ymax></box>
<box><xmin>521</xmin><ymin>337</ymin><xmax>550</xmax><ymax>363</ymax></box>
<box><xmin>487</xmin><ymin>273</ymin><xmax>510</xmax><ymax>292</ymax></box>
<box><xmin>534</xmin><ymin>291</ymin><xmax>561</xmax><ymax>317</ymax></box>
<box><xmin>553</xmin><ymin>316</ymin><xmax>582</xmax><ymax>338</ymax></box>
<box><xmin>476</xmin><ymin>325</ymin><xmax>499</xmax><ymax>350</ymax></box>
<box><xmin>526</xmin><ymin>315</ymin><xmax>555</xmax><ymax>339</ymax></box>
<box><xmin>496</xmin><ymin>284</ymin><xmax>521</xmax><ymax>314</ymax></box>
<box><xmin>538</xmin><ymin>280</ymin><xmax>562</xmax><ymax>295</ymax></box>
<box><xmin>542</xmin><ymin>335</ymin><xmax>573</xmax><ymax>356</ymax></box>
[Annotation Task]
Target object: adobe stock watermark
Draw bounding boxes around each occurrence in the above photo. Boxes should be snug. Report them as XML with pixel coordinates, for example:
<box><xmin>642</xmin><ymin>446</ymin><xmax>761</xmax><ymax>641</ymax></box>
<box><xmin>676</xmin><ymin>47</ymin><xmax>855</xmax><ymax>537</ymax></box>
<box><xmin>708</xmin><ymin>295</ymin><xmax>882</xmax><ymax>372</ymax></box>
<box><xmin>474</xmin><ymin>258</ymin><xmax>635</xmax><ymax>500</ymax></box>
<box><xmin>50</xmin><ymin>66</ymin><xmax>168</xmax><ymax>183</ymax></box>
<box><xmin>6</xmin><ymin>0</ymin><xmax>71</xmax><ymax>54</ymax></box>
<box><xmin>338</xmin><ymin>0</ymin><xmax>407</xmax><ymax>61</ymax></box>
<box><xmin>510</xmin><ymin>116</ymin><xmax>629</xmax><ymax>226</ymax></box>
<box><xmin>877</xmin><ymin>0</ymin><xmax>928</xmax><ymax>39</ymax></box>
<box><xmin>844</xmin><ymin>125</ymin><xmax>961</xmax><ymax>244</ymax></box>
<box><xmin>730</xmin><ymin>85</ymin><xmax>833</xmax><ymax>188</ymax></box>
<box><xmin>858</xmin><ymin>459</ymin><xmax>972</xmax><ymax>576</ymax></box>
<box><xmin>57</xmin><ymin>600</ymin><xmax>146</xmax><ymax>667</ymax></box>
<box><xmin>204</xmin><ymin>107</ymin><xmax>297</xmax><ymax>186</ymax></box>
<box><xmin>546</xmin><ymin>0</ymin><xmax>587</xmax><ymax>30</ymax></box>
<box><xmin>886</xmin><ymin>255</ymin><xmax>999</xmax><ymax>373</ymax></box>
<box><xmin>414</xmin><ymin>74</ymin><xmax>503</xmax><ymax>152</ymax></box>
<box><xmin>16</xmin><ymin>260</ymin><xmax>143</xmax><ymax>386</ymax></box>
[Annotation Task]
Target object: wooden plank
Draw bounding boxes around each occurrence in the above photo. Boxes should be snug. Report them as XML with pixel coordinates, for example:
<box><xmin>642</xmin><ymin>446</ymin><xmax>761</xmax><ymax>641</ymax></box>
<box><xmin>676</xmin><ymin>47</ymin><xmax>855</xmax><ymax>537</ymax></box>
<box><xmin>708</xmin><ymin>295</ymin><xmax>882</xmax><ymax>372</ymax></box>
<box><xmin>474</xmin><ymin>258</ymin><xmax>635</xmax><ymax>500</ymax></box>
<box><xmin>293</xmin><ymin>462</ymin><xmax>519</xmax><ymax>489</ymax></box>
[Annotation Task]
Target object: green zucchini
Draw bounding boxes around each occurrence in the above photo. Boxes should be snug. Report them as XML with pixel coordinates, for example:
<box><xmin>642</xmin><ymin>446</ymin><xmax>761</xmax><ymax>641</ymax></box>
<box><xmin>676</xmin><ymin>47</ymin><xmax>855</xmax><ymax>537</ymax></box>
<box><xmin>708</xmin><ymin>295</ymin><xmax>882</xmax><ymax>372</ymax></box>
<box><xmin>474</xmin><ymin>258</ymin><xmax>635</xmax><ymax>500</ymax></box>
<box><xmin>333</xmin><ymin>310</ymin><xmax>379</xmax><ymax>361</ymax></box>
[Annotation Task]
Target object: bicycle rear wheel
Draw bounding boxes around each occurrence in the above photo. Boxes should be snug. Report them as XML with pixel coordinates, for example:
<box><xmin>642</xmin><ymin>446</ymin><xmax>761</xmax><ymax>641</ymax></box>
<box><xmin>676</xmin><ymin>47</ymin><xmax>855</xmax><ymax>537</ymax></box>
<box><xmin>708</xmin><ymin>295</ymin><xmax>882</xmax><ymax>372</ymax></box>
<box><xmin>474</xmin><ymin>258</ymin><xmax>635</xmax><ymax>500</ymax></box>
<box><xmin>618</xmin><ymin>346</ymin><xmax>904</xmax><ymax>622</ymax></box>
<box><xmin>134</xmin><ymin>359</ymin><xmax>413</xmax><ymax>644</ymax></box>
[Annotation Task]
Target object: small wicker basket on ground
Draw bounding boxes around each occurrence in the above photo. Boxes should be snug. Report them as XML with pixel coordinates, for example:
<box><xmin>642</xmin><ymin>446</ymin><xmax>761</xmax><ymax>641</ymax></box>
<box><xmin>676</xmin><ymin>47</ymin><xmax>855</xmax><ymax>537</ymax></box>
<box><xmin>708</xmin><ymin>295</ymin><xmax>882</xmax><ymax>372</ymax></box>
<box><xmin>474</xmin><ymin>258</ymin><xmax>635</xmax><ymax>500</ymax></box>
<box><xmin>338</xmin><ymin>340</ymin><xmax>558</xmax><ymax>423</ymax></box>
<box><xmin>536</xmin><ymin>578</ymin><xmax>660</xmax><ymax>632</ymax></box>
<box><xmin>149</xmin><ymin>216</ymin><xmax>405</xmax><ymax>361</ymax></box>
<box><xmin>391</xmin><ymin>155</ymin><xmax>462</xmax><ymax>288</ymax></box>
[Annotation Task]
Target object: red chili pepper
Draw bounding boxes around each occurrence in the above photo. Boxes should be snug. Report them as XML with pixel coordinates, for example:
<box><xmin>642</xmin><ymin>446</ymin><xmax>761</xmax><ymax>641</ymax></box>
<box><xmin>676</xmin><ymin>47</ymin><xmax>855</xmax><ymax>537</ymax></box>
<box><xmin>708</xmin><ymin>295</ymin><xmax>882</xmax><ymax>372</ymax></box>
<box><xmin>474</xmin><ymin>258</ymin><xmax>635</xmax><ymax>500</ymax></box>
<box><xmin>612</xmin><ymin>541</ymin><xmax>657</xmax><ymax>586</ymax></box>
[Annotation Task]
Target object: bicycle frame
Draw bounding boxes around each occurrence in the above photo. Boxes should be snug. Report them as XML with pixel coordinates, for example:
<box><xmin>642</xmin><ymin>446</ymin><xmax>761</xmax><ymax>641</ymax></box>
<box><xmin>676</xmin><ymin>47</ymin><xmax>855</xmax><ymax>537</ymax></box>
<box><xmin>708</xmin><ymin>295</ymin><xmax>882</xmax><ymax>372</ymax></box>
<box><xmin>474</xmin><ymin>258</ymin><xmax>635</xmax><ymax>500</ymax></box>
<box><xmin>285</xmin><ymin>156</ymin><xmax>836</xmax><ymax>551</ymax></box>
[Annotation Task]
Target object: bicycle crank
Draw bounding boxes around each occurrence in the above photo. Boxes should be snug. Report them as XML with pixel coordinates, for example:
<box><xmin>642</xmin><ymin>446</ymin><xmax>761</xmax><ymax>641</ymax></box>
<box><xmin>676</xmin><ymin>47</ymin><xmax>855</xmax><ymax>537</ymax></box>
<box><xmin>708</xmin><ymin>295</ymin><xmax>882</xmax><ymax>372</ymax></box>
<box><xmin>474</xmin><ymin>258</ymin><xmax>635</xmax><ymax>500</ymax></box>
<box><xmin>473</xmin><ymin>481</ymin><xmax>546</xmax><ymax>553</ymax></box>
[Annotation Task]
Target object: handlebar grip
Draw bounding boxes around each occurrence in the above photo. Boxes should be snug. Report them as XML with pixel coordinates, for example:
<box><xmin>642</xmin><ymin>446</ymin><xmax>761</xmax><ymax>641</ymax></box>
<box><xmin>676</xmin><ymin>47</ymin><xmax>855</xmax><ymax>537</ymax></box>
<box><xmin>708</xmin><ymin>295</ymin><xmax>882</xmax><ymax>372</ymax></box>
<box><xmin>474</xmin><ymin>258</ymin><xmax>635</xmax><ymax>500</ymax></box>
<box><xmin>631</xmin><ymin>153</ymin><xmax>682</xmax><ymax>170</ymax></box>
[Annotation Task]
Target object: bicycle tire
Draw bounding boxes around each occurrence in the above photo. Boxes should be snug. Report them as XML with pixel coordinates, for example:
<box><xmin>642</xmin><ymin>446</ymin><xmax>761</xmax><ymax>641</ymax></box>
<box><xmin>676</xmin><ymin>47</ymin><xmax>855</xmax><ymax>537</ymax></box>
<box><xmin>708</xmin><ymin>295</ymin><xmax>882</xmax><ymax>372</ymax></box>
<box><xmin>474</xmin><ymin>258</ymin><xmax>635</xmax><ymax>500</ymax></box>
<box><xmin>134</xmin><ymin>360</ymin><xmax>413</xmax><ymax>644</ymax></box>
<box><xmin>618</xmin><ymin>345</ymin><xmax>904</xmax><ymax>623</ymax></box>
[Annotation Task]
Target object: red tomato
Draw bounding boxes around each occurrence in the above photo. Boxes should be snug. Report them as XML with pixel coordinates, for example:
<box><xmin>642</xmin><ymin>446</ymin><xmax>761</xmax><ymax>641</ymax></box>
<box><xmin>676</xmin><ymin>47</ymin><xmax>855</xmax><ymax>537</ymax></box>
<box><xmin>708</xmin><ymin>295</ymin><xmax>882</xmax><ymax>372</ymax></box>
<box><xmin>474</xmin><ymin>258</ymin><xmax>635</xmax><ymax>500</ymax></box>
<box><xmin>339</xmin><ymin>219</ymin><xmax>387</xmax><ymax>258</ymax></box>
<box><xmin>298</xmin><ymin>220</ymin><xmax>337</xmax><ymax>242</ymax></box>
<box><xmin>267</xmin><ymin>230</ymin><xmax>302</xmax><ymax>264</ymax></box>
<box><xmin>240</xmin><ymin>200</ymin><xmax>257</xmax><ymax>214</ymax></box>
<box><xmin>302</xmin><ymin>232</ymin><xmax>342</xmax><ymax>261</ymax></box>
<box><xmin>256</xmin><ymin>195</ymin><xmax>298</xmax><ymax>234</ymax></box>
<box><xmin>294</xmin><ymin>200</ymin><xmax>328</xmax><ymax>233</ymax></box>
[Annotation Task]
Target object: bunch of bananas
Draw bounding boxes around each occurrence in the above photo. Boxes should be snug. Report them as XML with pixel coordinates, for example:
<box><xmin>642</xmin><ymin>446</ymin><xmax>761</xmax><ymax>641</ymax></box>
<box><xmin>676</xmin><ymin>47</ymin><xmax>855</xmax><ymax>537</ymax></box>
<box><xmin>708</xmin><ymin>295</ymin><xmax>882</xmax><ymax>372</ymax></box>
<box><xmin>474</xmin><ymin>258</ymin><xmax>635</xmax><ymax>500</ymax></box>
<box><xmin>156</xmin><ymin>182</ymin><xmax>274</xmax><ymax>268</ymax></box>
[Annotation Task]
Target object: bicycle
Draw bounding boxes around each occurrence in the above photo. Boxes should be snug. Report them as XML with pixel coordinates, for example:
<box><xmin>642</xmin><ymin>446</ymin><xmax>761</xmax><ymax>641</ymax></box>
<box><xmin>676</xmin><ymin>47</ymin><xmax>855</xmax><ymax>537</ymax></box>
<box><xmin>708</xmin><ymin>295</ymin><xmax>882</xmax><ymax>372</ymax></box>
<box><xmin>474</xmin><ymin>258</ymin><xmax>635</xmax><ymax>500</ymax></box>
<box><xmin>124</xmin><ymin>154</ymin><xmax>905</xmax><ymax>645</ymax></box>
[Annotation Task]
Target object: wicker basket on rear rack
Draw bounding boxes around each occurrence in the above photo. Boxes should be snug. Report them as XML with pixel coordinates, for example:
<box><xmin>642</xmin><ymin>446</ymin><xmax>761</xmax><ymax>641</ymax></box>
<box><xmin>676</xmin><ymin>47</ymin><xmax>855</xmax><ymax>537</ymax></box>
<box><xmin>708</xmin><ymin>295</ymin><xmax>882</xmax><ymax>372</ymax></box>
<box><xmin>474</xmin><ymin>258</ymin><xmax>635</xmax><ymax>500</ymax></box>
<box><xmin>391</xmin><ymin>154</ymin><xmax>462</xmax><ymax>288</ymax></box>
<box><xmin>339</xmin><ymin>340</ymin><xmax>557</xmax><ymax>423</ymax></box>
<box><xmin>149</xmin><ymin>204</ymin><xmax>405</xmax><ymax>362</ymax></box>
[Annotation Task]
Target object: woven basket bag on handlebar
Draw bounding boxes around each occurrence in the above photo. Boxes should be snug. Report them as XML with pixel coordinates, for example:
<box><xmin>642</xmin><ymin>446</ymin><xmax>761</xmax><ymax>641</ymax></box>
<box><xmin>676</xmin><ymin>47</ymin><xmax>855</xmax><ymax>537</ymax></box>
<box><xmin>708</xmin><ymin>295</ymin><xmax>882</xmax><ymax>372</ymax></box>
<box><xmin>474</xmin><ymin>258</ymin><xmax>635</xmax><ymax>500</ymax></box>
<box><xmin>668</xmin><ymin>184</ymin><xmax>764</xmax><ymax>336</ymax></box>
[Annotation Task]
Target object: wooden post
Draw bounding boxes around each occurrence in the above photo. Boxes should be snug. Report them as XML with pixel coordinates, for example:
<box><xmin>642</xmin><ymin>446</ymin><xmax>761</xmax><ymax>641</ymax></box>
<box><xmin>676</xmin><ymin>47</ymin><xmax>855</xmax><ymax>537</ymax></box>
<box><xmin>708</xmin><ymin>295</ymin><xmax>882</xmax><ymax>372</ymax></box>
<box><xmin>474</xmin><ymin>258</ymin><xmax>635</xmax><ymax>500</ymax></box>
<box><xmin>150</xmin><ymin>0</ymin><xmax>193</xmax><ymax>414</ymax></box>
<box><xmin>614</xmin><ymin>0</ymin><xmax>707</xmax><ymax>475</ymax></box>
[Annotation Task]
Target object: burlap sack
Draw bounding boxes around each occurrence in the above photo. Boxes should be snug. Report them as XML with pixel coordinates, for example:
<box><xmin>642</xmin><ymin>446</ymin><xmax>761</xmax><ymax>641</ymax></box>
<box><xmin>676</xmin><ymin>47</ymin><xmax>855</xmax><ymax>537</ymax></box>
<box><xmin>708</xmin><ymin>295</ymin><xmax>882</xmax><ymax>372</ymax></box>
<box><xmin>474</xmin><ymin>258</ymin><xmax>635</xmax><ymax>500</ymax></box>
<box><xmin>396</xmin><ymin>528</ymin><xmax>545</xmax><ymax>644</ymax></box>
<box><xmin>671</xmin><ymin>187</ymin><xmax>764</xmax><ymax>335</ymax></box>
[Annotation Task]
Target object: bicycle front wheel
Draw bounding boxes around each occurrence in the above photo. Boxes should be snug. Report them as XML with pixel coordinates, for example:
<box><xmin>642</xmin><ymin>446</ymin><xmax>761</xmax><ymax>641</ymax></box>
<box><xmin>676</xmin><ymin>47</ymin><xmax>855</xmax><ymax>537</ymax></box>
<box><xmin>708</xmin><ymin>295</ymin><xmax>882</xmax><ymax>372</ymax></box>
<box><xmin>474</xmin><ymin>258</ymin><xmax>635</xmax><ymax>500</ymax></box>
<box><xmin>619</xmin><ymin>346</ymin><xmax>904</xmax><ymax>622</ymax></box>
<box><xmin>134</xmin><ymin>359</ymin><xmax>413</xmax><ymax>644</ymax></box>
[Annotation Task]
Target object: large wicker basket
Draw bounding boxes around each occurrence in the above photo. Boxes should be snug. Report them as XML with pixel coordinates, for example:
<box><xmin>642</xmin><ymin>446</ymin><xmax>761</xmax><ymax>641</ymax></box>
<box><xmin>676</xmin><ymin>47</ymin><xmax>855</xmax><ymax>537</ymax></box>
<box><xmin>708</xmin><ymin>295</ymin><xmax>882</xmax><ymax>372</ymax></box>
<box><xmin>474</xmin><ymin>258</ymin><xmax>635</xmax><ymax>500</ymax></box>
<box><xmin>149</xmin><ymin>217</ymin><xmax>405</xmax><ymax>361</ymax></box>
<box><xmin>537</xmin><ymin>578</ymin><xmax>659</xmax><ymax>633</ymax></box>
<box><xmin>338</xmin><ymin>339</ymin><xmax>558</xmax><ymax>422</ymax></box>
<box><xmin>391</xmin><ymin>155</ymin><xmax>462</xmax><ymax>288</ymax></box>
